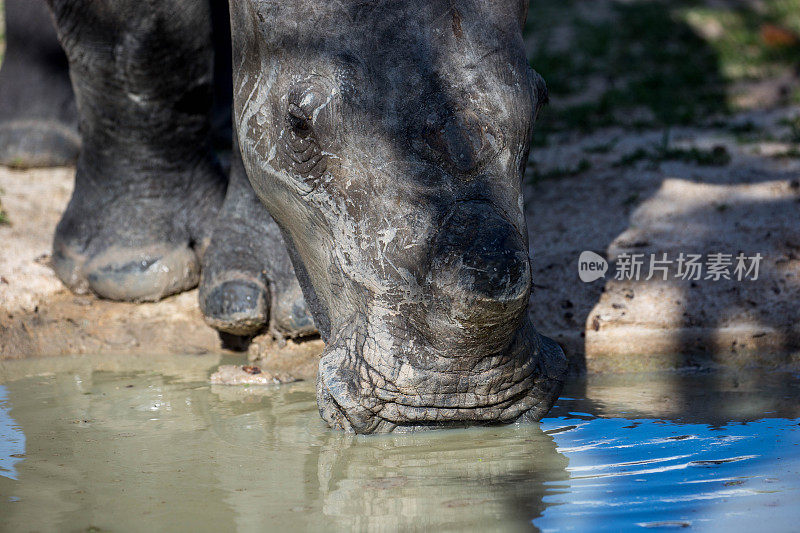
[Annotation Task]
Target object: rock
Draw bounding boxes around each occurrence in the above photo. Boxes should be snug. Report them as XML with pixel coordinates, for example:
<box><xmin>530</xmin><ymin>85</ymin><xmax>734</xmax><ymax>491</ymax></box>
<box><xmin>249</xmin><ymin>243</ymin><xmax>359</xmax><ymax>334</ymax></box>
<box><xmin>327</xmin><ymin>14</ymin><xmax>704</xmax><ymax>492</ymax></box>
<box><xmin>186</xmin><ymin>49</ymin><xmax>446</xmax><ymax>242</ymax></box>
<box><xmin>246</xmin><ymin>333</ymin><xmax>323</xmax><ymax>381</ymax></box>
<box><xmin>209</xmin><ymin>364</ymin><xmax>298</xmax><ymax>385</ymax></box>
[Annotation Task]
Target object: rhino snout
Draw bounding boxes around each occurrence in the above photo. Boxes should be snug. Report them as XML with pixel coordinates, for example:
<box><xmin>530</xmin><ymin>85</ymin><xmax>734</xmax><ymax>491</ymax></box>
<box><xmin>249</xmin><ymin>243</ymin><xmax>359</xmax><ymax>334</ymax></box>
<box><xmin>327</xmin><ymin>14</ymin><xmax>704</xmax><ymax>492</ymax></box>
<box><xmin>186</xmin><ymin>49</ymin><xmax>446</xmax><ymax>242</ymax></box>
<box><xmin>427</xmin><ymin>201</ymin><xmax>531</xmax><ymax>314</ymax></box>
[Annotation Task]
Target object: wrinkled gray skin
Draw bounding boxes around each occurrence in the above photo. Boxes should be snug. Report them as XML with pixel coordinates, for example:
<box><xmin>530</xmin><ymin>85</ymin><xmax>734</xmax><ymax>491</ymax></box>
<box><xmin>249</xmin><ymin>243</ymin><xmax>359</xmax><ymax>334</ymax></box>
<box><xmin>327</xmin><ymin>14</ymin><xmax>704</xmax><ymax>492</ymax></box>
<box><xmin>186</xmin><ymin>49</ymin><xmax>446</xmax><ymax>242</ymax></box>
<box><xmin>0</xmin><ymin>0</ymin><xmax>79</xmax><ymax>168</ymax></box>
<box><xmin>23</xmin><ymin>0</ymin><xmax>565</xmax><ymax>432</ymax></box>
<box><xmin>231</xmin><ymin>0</ymin><xmax>566</xmax><ymax>432</ymax></box>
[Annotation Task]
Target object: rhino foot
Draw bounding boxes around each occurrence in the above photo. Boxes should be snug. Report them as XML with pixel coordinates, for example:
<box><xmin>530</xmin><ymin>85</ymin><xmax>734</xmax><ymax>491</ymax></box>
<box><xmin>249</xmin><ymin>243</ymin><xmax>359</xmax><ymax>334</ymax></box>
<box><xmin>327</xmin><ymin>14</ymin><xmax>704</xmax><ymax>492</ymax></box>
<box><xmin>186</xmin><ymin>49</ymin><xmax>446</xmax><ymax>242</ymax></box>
<box><xmin>52</xmin><ymin>155</ymin><xmax>226</xmax><ymax>302</ymax></box>
<box><xmin>0</xmin><ymin>0</ymin><xmax>78</xmax><ymax>169</ymax></box>
<box><xmin>199</xmin><ymin>146</ymin><xmax>316</xmax><ymax>339</ymax></box>
<box><xmin>47</xmin><ymin>0</ymin><xmax>228</xmax><ymax>303</ymax></box>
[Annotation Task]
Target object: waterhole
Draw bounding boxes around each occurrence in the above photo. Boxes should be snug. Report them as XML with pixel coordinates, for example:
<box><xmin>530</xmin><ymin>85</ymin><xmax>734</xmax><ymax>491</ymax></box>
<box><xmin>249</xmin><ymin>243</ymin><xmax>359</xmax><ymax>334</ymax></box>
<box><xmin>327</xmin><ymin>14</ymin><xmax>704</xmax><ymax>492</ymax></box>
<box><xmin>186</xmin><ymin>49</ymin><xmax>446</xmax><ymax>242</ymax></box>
<box><xmin>0</xmin><ymin>355</ymin><xmax>798</xmax><ymax>531</ymax></box>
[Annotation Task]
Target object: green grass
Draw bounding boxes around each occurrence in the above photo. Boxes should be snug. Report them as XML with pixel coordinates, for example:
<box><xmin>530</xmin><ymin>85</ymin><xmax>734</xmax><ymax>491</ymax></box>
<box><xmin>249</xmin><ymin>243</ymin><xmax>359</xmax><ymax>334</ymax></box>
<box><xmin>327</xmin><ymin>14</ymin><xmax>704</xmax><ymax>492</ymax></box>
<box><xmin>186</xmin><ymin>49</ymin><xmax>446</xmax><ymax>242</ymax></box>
<box><xmin>612</xmin><ymin>132</ymin><xmax>731</xmax><ymax>168</ymax></box>
<box><xmin>778</xmin><ymin>116</ymin><xmax>800</xmax><ymax>142</ymax></box>
<box><xmin>528</xmin><ymin>158</ymin><xmax>592</xmax><ymax>183</ymax></box>
<box><xmin>661</xmin><ymin>145</ymin><xmax>731</xmax><ymax>166</ymax></box>
<box><xmin>727</xmin><ymin>121</ymin><xmax>758</xmax><ymax>134</ymax></box>
<box><xmin>613</xmin><ymin>148</ymin><xmax>651</xmax><ymax>168</ymax></box>
<box><xmin>769</xmin><ymin>145</ymin><xmax>800</xmax><ymax>159</ymax></box>
<box><xmin>682</xmin><ymin>1</ymin><xmax>800</xmax><ymax>81</ymax></box>
<box><xmin>525</xmin><ymin>0</ymin><xmax>800</xmax><ymax>145</ymax></box>
<box><xmin>583</xmin><ymin>139</ymin><xmax>618</xmax><ymax>154</ymax></box>
<box><xmin>0</xmin><ymin>185</ymin><xmax>8</xmax><ymax>226</ymax></box>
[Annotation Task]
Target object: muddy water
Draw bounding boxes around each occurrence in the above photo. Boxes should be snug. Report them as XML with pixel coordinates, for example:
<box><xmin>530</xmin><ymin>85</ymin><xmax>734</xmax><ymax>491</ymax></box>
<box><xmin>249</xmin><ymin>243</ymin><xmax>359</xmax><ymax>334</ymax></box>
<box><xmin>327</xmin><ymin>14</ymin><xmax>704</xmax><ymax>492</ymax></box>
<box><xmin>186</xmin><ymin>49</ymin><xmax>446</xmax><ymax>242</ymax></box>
<box><xmin>0</xmin><ymin>357</ymin><xmax>799</xmax><ymax>532</ymax></box>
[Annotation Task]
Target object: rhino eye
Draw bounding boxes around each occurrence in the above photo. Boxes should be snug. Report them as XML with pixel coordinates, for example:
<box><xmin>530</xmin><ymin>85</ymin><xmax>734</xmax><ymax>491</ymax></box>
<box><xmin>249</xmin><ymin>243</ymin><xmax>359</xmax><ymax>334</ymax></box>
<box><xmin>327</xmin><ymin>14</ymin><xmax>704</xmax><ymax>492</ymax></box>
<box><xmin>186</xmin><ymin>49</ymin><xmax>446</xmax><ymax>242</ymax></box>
<box><xmin>287</xmin><ymin>103</ymin><xmax>312</xmax><ymax>136</ymax></box>
<box><xmin>282</xmin><ymin>96</ymin><xmax>327</xmax><ymax>185</ymax></box>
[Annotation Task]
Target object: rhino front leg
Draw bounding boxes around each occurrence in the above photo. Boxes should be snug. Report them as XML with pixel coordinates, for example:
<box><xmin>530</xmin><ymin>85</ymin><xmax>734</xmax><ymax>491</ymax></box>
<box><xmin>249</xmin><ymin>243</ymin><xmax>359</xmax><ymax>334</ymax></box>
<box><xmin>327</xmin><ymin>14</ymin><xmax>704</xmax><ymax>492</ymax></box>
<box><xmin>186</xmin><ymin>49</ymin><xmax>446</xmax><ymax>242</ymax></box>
<box><xmin>46</xmin><ymin>0</ymin><xmax>226</xmax><ymax>302</ymax></box>
<box><xmin>198</xmin><ymin>0</ymin><xmax>316</xmax><ymax>339</ymax></box>
<box><xmin>0</xmin><ymin>0</ymin><xmax>79</xmax><ymax>168</ymax></box>
<box><xmin>199</xmin><ymin>139</ymin><xmax>316</xmax><ymax>338</ymax></box>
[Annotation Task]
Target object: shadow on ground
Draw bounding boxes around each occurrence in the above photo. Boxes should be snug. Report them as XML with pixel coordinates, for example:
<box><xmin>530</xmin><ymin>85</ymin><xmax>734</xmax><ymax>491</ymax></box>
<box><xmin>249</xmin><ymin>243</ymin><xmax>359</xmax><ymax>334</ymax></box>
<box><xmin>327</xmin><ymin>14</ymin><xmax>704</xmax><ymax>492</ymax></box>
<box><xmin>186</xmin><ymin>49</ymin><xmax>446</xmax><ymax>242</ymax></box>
<box><xmin>523</xmin><ymin>0</ymin><xmax>800</xmax><ymax>411</ymax></box>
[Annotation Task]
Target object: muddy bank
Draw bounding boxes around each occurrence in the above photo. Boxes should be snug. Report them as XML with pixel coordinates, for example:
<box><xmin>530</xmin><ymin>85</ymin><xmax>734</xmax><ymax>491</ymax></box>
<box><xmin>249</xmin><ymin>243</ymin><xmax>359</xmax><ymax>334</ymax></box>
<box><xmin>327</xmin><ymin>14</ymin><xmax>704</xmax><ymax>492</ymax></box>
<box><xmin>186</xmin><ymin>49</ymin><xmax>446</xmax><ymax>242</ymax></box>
<box><xmin>0</xmin><ymin>166</ymin><xmax>323</xmax><ymax>378</ymax></box>
<box><xmin>0</xmin><ymin>168</ymin><xmax>216</xmax><ymax>355</ymax></box>
<box><xmin>525</xmin><ymin>107</ymin><xmax>800</xmax><ymax>372</ymax></box>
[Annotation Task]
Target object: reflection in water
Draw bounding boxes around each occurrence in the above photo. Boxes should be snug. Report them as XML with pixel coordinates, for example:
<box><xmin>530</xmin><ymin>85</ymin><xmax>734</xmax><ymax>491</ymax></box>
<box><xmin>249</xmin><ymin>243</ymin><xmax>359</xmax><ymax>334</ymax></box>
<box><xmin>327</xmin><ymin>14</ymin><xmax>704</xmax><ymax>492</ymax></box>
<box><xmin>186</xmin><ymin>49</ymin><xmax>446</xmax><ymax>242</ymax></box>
<box><xmin>537</xmin><ymin>412</ymin><xmax>800</xmax><ymax>532</ymax></box>
<box><xmin>204</xmin><ymin>384</ymin><xmax>567</xmax><ymax>531</ymax></box>
<box><xmin>0</xmin><ymin>369</ymin><xmax>798</xmax><ymax>531</ymax></box>
<box><xmin>315</xmin><ymin>426</ymin><xmax>566</xmax><ymax>530</ymax></box>
<box><xmin>0</xmin><ymin>385</ymin><xmax>24</xmax><ymax>481</ymax></box>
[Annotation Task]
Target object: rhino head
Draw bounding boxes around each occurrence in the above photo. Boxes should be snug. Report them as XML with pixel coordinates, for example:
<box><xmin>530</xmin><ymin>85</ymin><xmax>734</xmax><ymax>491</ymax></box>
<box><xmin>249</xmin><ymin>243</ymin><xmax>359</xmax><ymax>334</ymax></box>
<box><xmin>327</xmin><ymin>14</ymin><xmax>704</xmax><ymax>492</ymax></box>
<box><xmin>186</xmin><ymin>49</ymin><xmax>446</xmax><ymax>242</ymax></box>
<box><xmin>231</xmin><ymin>0</ymin><xmax>566</xmax><ymax>433</ymax></box>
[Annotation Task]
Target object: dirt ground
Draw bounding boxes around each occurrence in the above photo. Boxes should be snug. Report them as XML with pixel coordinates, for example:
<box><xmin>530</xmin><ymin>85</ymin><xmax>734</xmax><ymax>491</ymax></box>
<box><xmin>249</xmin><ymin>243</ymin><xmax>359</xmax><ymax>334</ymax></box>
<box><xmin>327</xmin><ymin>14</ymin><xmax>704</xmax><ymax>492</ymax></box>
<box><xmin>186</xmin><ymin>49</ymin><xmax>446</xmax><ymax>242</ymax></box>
<box><xmin>0</xmin><ymin>166</ymin><xmax>323</xmax><ymax>378</ymax></box>
<box><xmin>525</xmin><ymin>107</ymin><xmax>800</xmax><ymax>372</ymax></box>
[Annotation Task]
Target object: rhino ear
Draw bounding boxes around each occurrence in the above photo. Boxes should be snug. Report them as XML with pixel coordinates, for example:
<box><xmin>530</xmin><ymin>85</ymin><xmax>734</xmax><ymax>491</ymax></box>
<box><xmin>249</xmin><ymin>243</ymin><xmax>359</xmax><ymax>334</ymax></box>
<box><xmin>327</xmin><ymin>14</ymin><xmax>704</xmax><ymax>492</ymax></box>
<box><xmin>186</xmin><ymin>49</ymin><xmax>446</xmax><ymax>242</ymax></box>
<box><xmin>529</xmin><ymin>68</ymin><xmax>548</xmax><ymax>120</ymax></box>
